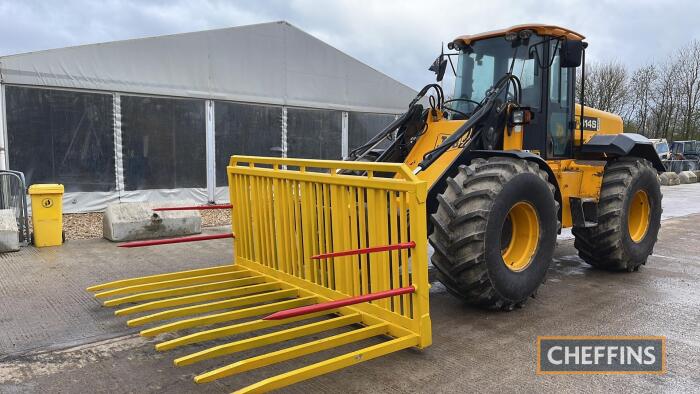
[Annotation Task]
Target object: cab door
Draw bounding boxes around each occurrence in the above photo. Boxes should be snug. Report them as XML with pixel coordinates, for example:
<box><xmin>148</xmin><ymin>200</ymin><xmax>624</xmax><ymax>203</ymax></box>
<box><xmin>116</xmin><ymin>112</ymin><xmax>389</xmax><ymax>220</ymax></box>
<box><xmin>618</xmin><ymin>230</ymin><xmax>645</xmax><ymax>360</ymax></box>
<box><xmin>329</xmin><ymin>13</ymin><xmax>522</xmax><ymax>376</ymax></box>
<box><xmin>546</xmin><ymin>41</ymin><xmax>575</xmax><ymax>159</ymax></box>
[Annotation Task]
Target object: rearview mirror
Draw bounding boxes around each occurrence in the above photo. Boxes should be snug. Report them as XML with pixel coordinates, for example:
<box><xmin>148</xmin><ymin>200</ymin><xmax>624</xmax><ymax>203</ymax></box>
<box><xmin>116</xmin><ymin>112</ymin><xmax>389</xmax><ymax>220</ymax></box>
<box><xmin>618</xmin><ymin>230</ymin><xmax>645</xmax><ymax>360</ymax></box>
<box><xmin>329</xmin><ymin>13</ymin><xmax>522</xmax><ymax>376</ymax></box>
<box><xmin>429</xmin><ymin>55</ymin><xmax>448</xmax><ymax>82</ymax></box>
<box><xmin>560</xmin><ymin>40</ymin><xmax>584</xmax><ymax>68</ymax></box>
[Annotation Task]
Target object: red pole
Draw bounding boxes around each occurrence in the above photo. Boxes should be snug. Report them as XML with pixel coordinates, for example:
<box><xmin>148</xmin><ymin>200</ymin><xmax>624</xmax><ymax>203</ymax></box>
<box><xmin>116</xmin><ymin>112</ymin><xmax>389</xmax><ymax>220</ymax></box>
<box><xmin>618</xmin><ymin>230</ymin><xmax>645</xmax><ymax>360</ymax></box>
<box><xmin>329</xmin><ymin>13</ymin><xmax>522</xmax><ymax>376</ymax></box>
<box><xmin>153</xmin><ymin>204</ymin><xmax>232</xmax><ymax>211</ymax></box>
<box><xmin>118</xmin><ymin>233</ymin><xmax>234</xmax><ymax>248</ymax></box>
<box><xmin>310</xmin><ymin>241</ymin><xmax>415</xmax><ymax>260</ymax></box>
<box><xmin>263</xmin><ymin>286</ymin><xmax>415</xmax><ymax>320</ymax></box>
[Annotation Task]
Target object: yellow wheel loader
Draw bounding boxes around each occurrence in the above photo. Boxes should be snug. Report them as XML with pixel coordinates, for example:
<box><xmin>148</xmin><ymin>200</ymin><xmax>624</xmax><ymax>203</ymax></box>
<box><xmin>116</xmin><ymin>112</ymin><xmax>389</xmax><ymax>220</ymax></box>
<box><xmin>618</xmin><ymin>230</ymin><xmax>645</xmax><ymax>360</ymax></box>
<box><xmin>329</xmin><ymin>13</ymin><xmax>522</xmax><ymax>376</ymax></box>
<box><xmin>346</xmin><ymin>24</ymin><xmax>664</xmax><ymax>309</ymax></box>
<box><xmin>89</xmin><ymin>24</ymin><xmax>663</xmax><ymax>392</ymax></box>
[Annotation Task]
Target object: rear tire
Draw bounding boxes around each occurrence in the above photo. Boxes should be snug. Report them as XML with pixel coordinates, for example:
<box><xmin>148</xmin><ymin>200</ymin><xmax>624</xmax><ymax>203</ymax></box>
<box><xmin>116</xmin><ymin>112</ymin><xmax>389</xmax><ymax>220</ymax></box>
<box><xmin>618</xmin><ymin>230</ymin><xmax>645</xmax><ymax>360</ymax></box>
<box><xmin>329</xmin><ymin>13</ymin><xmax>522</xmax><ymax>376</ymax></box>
<box><xmin>572</xmin><ymin>157</ymin><xmax>662</xmax><ymax>271</ymax></box>
<box><xmin>428</xmin><ymin>157</ymin><xmax>559</xmax><ymax>310</ymax></box>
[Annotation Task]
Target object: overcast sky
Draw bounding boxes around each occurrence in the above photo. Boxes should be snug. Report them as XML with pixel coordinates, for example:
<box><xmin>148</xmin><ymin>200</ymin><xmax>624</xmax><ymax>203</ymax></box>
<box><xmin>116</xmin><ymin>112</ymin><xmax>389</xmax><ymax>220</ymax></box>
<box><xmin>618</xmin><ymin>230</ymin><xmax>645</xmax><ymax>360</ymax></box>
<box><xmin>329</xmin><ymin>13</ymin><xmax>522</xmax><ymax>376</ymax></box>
<box><xmin>1</xmin><ymin>0</ymin><xmax>698</xmax><ymax>91</ymax></box>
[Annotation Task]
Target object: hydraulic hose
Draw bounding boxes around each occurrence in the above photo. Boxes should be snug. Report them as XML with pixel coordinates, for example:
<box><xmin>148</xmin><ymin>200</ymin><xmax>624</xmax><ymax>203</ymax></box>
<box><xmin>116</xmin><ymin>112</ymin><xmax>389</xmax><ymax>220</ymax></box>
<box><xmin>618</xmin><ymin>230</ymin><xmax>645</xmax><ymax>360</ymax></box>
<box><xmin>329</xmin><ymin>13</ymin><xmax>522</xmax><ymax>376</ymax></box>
<box><xmin>414</xmin><ymin>74</ymin><xmax>521</xmax><ymax>173</ymax></box>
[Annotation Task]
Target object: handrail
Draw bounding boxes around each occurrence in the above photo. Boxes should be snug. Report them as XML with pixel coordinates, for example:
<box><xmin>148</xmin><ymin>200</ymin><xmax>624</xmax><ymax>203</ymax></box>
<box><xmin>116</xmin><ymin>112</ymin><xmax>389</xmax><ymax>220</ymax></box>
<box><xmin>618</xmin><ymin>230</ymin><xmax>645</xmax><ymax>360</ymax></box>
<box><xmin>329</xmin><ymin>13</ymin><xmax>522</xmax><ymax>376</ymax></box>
<box><xmin>229</xmin><ymin>155</ymin><xmax>420</xmax><ymax>182</ymax></box>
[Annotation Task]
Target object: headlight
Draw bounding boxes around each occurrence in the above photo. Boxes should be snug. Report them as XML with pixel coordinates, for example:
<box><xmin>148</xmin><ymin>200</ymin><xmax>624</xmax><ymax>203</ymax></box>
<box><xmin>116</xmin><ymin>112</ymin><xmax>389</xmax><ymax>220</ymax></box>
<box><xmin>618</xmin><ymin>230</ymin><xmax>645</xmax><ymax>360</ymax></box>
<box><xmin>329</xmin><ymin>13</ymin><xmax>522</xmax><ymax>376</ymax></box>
<box><xmin>512</xmin><ymin>110</ymin><xmax>524</xmax><ymax>124</ymax></box>
<box><xmin>510</xmin><ymin>109</ymin><xmax>532</xmax><ymax>125</ymax></box>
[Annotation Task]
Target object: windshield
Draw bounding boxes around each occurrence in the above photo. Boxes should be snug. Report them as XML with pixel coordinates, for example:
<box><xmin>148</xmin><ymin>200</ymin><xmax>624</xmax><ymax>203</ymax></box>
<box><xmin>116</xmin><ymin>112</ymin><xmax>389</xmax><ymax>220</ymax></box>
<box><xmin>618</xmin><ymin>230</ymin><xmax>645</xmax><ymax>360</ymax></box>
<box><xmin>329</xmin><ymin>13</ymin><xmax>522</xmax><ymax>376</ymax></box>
<box><xmin>453</xmin><ymin>35</ymin><xmax>543</xmax><ymax>115</ymax></box>
<box><xmin>656</xmin><ymin>143</ymin><xmax>669</xmax><ymax>153</ymax></box>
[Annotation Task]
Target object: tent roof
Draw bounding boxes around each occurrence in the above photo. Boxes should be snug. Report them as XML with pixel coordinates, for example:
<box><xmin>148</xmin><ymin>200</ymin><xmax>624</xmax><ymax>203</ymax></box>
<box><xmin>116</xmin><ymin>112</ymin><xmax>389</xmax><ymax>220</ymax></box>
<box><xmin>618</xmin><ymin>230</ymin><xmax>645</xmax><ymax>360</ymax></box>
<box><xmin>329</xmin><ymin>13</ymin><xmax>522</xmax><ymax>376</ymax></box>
<box><xmin>0</xmin><ymin>21</ymin><xmax>416</xmax><ymax>113</ymax></box>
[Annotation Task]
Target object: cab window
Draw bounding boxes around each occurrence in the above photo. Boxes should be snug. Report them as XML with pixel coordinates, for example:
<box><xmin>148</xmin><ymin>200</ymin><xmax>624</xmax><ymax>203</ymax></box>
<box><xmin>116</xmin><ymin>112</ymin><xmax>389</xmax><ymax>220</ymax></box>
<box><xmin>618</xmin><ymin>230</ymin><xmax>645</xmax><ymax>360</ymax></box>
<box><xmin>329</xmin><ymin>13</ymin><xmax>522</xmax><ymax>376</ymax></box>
<box><xmin>547</xmin><ymin>40</ymin><xmax>573</xmax><ymax>158</ymax></box>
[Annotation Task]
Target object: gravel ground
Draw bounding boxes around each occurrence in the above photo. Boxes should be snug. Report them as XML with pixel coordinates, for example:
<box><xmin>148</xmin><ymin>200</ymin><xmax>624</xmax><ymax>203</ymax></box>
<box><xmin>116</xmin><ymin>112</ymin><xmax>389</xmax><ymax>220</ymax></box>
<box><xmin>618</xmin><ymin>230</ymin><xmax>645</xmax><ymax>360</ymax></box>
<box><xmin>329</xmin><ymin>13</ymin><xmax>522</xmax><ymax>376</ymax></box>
<box><xmin>29</xmin><ymin>209</ymin><xmax>232</xmax><ymax>240</ymax></box>
<box><xmin>63</xmin><ymin>213</ymin><xmax>104</xmax><ymax>240</ymax></box>
<box><xmin>199</xmin><ymin>208</ymin><xmax>232</xmax><ymax>228</ymax></box>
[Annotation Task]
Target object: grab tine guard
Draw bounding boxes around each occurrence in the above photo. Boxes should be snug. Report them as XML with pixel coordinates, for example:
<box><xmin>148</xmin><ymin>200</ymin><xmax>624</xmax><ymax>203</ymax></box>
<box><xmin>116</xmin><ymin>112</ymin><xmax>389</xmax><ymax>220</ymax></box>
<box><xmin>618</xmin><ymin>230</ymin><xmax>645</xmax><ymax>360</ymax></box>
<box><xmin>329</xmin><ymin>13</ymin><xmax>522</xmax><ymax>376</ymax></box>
<box><xmin>193</xmin><ymin>323</ymin><xmax>390</xmax><ymax>383</ymax></box>
<box><xmin>156</xmin><ymin>310</ymin><xmax>337</xmax><ymax>351</ymax></box>
<box><xmin>114</xmin><ymin>282</ymin><xmax>281</xmax><ymax>316</ymax></box>
<box><xmin>174</xmin><ymin>313</ymin><xmax>363</xmax><ymax>366</ymax></box>
<box><xmin>86</xmin><ymin>265</ymin><xmax>242</xmax><ymax>292</ymax></box>
<box><xmin>88</xmin><ymin>155</ymin><xmax>432</xmax><ymax>392</ymax></box>
<box><xmin>264</xmin><ymin>286</ymin><xmax>416</xmax><ymax>320</ymax></box>
<box><xmin>126</xmin><ymin>289</ymin><xmax>298</xmax><ymax>327</ymax></box>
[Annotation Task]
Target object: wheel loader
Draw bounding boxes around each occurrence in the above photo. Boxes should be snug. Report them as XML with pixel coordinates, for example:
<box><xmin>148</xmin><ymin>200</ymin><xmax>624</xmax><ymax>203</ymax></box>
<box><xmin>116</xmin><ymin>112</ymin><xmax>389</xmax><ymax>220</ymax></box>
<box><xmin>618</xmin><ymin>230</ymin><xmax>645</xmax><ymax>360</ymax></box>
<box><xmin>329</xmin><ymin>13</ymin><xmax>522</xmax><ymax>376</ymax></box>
<box><xmin>89</xmin><ymin>24</ymin><xmax>664</xmax><ymax>392</ymax></box>
<box><xmin>345</xmin><ymin>23</ymin><xmax>664</xmax><ymax>309</ymax></box>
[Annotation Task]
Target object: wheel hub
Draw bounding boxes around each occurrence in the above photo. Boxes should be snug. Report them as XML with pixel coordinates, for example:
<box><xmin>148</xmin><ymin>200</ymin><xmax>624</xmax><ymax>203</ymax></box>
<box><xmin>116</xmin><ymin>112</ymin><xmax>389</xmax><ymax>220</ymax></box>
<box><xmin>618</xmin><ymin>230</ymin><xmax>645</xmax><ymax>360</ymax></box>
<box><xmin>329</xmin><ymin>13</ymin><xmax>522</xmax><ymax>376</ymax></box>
<box><xmin>628</xmin><ymin>190</ymin><xmax>650</xmax><ymax>243</ymax></box>
<box><xmin>501</xmin><ymin>201</ymin><xmax>540</xmax><ymax>272</ymax></box>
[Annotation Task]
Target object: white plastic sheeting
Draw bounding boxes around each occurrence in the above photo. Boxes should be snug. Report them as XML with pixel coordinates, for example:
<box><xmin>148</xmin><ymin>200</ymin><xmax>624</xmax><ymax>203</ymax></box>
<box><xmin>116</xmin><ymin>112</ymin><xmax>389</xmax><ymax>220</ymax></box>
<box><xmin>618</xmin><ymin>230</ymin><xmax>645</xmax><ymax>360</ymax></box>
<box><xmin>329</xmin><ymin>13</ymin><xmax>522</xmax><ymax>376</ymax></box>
<box><xmin>0</xmin><ymin>21</ymin><xmax>415</xmax><ymax>114</ymax></box>
<box><xmin>58</xmin><ymin>188</ymin><xmax>208</xmax><ymax>214</ymax></box>
<box><xmin>9</xmin><ymin>87</ymin><xmax>399</xmax><ymax>213</ymax></box>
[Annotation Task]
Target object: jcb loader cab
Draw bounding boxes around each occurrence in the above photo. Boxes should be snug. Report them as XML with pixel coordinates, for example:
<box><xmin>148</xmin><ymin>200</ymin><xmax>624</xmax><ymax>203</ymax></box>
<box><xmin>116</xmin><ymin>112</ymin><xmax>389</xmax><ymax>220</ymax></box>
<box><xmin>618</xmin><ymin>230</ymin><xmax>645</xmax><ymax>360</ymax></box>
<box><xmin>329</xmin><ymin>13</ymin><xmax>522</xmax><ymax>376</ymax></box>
<box><xmin>347</xmin><ymin>24</ymin><xmax>664</xmax><ymax>309</ymax></box>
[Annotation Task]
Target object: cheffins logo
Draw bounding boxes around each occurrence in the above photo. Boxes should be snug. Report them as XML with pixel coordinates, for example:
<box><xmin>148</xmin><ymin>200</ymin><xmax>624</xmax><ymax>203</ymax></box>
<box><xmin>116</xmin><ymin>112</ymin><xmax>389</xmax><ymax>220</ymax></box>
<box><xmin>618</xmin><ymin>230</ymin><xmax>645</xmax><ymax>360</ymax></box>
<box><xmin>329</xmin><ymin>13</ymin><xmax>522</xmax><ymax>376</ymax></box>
<box><xmin>537</xmin><ymin>336</ymin><xmax>665</xmax><ymax>374</ymax></box>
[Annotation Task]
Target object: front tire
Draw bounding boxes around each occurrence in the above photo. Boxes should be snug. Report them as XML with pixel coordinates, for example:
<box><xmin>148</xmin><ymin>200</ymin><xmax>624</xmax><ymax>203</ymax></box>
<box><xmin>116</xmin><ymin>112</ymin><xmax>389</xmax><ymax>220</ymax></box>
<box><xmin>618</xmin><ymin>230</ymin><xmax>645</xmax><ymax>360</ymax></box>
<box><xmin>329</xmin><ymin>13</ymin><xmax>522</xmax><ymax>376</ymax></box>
<box><xmin>572</xmin><ymin>157</ymin><xmax>662</xmax><ymax>271</ymax></box>
<box><xmin>429</xmin><ymin>157</ymin><xmax>559</xmax><ymax>310</ymax></box>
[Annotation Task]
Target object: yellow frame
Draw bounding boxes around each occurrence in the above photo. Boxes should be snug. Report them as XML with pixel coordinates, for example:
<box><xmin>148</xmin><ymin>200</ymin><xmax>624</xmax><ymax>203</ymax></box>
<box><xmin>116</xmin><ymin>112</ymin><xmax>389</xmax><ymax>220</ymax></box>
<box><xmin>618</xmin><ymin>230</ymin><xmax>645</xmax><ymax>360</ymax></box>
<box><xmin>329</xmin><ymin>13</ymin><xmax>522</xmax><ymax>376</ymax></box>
<box><xmin>228</xmin><ymin>156</ymin><xmax>432</xmax><ymax>346</ymax></box>
<box><xmin>88</xmin><ymin>156</ymin><xmax>432</xmax><ymax>394</ymax></box>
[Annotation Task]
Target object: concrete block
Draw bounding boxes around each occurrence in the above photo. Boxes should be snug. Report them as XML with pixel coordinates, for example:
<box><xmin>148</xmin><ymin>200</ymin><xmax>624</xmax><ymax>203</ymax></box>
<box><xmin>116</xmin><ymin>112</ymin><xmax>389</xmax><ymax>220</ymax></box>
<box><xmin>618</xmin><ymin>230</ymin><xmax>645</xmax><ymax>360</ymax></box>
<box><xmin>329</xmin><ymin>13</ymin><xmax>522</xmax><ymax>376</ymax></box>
<box><xmin>678</xmin><ymin>171</ymin><xmax>698</xmax><ymax>184</ymax></box>
<box><xmin>103</xmin><ymin>202</ymin><xmax>202</xmax><ymax>242</ymax></box>
<box><xmin>659</xmin><ymin>172</ymin><xmax>680</xmax><ymax>186</ymax></box>
<box><xmin>694</xmin><ymin>170</ymin><xmax>700</xmax><ymax>180</ymax></box>
<box><xmin>0</xmin><ymin>209</ymin><xmax>20</xmax><ymax>252</ymax></box>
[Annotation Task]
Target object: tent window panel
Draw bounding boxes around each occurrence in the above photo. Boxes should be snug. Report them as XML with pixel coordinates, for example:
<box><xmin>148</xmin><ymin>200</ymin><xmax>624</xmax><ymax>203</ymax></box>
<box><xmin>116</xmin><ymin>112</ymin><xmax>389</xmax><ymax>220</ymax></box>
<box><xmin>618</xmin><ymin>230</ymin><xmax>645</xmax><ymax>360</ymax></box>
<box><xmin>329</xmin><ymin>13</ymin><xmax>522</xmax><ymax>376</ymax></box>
<box><xmin>121</xmin><ymin>95</ymin><xmax>206</xmax><ymax>190</ymax></box>
<box><xmin>214</xmin><ymin>101</ymin><xmax>282</xmax><ymax>187</ymax></box>
<box><xmin>5</xmin><ymin>86</ymin><xmax>115</xmax><ymax>192</ymax></box>
<box><xmin>287</xmin><ymin>108</ymin><xmax>342</xmax><ymax>160</ymax></box>
<box><xmin>348</xmin><ymin>112</ymin><xmax>396</xmax><ymax>152</ymax></box>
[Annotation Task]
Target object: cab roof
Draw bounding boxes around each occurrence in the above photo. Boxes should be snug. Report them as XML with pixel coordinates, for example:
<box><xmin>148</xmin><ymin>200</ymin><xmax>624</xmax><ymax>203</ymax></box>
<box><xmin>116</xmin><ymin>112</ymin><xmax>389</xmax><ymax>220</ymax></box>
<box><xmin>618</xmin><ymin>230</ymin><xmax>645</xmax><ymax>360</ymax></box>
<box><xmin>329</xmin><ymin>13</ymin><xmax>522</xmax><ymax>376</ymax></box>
<box><xmin>454</xmin><ymin>24</ymin><xmax>585</xmax><ymax>45</ymax></box>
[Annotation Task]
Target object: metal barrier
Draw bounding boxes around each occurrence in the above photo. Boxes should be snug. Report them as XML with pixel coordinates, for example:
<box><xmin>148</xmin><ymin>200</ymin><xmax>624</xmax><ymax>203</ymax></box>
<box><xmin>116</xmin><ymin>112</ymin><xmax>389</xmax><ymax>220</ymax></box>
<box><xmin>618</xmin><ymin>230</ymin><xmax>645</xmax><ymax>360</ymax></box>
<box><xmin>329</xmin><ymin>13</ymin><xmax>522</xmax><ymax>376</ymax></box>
<box><xmin>0</xmin><ymin>170</ymin><xmax>30</xmax><ymax>245</ymax></box>
<box><xmin>88</xmin><ymin>156</ymin><xmax>431</xmax><ymax>393</ymax></box>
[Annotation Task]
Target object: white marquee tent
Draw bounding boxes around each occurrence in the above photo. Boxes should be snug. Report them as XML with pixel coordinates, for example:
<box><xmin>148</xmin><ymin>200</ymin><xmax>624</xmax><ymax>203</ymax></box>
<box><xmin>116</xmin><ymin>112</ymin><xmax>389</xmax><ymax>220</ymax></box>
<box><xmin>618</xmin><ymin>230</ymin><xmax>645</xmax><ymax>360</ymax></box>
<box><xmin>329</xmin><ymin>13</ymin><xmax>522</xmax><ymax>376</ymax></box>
<box><xmin>0</xmin><ymin>21</ymin><xmax>417</xmax><ymax>212</ymax></box>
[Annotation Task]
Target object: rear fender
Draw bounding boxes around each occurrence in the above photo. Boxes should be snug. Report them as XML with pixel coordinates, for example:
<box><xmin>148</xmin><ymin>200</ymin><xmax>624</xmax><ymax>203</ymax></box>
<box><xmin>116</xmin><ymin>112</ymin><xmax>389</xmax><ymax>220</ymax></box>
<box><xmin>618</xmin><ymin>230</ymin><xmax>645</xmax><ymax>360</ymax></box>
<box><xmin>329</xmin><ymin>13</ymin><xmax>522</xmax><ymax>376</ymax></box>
<box><xmin>581</xmin><ymin>133</ymin><xmax>666</xmax><ymax>172</ymax></box>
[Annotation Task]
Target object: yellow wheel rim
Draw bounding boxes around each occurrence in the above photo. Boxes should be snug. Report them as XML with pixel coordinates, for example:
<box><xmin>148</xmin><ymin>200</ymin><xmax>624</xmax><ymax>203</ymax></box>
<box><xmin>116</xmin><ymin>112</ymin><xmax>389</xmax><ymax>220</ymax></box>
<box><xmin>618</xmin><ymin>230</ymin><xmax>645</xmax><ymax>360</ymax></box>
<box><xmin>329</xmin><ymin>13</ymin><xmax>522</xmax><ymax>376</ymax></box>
<box><xmin>501</xmin><ymin>201</ymin><xmax>540</xmax><ymax>272</ymax></box>
<box><xmin>628</xmin><ymin>190</ymin><xmax>650</xmax><ymax>243</ymax></box>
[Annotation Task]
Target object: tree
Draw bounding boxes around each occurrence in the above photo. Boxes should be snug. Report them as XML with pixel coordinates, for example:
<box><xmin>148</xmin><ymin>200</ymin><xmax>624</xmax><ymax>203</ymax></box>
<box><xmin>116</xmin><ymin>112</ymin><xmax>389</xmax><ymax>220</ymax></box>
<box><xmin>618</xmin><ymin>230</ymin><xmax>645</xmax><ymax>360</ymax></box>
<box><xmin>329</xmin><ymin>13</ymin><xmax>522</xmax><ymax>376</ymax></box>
<box><xmin>626</xmin><ymin>64</ymin><xmax>657</xmax><ymax>135</ymax></box>
<box><xmin>649</xmin><ymin>61</ymin><xmax>679</xmax><ymax>140</ymax></box>
<box><xmin>674</xmin><ymin>40</ymin><xmax>700</xmax><ymax>141</ymax></box>
<box><xmin>574</xmin><ymin>39</ymin><xmax>700</xmax><ymax>141</ymax></box>
<box><xmin>578</xmin><ymin>60</ymin><xmax>629</xmax><ymax>114</ymax></box>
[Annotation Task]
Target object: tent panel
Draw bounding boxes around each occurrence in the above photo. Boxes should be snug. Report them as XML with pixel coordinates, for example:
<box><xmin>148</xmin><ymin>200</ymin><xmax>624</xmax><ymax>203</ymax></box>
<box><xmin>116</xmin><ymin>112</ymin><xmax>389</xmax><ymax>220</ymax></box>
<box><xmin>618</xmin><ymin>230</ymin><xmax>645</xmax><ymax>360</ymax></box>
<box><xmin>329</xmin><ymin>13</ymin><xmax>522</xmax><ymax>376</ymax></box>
<box><xmin>348</xmin><ymin>112</ymin><xmax>396</xmax><ymax>152</ymax></box>
<box><xmin>5</xmin><ymin>86</ymin><xmax>115</xmax><ymax>192</ymax></box>
<box><xmin>287</xmin><ymin>107</ymin><xmax>342</xmax><ymax>160</ymax></box>
<box><xmin>121</xmin><ymin>95</ymin><xmax>206</xmax><ymax>190</ymax></box>
<box><xmin>214</xmin><ymin>101</ymin><xmax>283</xmax><ymax>186</ymax></box>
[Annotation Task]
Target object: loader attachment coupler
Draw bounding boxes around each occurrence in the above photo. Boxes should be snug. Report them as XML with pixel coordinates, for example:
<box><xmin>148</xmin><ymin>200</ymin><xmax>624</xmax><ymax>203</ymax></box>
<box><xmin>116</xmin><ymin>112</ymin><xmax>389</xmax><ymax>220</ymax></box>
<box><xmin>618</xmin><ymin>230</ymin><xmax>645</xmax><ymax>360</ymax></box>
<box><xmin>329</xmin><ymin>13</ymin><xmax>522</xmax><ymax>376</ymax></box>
<box><xmin>88</xmin><ymin>156</ymin><xmax>432</xmax><ymax>393</ymax></box>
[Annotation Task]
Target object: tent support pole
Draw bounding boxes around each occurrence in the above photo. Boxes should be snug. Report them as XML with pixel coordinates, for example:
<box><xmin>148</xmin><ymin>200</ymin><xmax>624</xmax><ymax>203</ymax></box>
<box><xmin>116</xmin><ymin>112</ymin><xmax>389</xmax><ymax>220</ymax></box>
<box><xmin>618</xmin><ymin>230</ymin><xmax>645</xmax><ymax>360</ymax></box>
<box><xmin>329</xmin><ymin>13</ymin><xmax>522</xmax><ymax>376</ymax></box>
<box><xmin>113</xmin><ymin>92</ymin><xmax>124</xmax><ymax>199</ymax></box>
<box><xmin>205</xmin><ymin>100</ymin><xmax>216</xmax><ymax>203</ymax></box>
<box><xmin>341</xmin><ymin>111</ymin><xmax>349</xmax><ymax>159</ymax></box>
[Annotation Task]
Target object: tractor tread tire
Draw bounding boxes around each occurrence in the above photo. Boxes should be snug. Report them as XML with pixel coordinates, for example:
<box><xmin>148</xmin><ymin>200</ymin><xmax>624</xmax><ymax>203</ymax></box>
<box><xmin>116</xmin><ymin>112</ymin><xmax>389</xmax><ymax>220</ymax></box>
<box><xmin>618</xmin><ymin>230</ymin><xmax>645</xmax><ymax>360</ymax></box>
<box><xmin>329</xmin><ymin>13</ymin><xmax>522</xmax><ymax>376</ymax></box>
<box><xmin>429</xmin><ymin>157</ymin><xmax>559</xmax><ymax>310</ymax></box>
<box><xmin>572</xmin><ymin>157</ymin><xmax>662</xmax><ymax>271</ymax></box>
